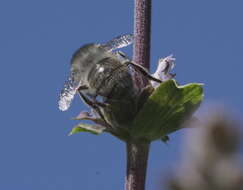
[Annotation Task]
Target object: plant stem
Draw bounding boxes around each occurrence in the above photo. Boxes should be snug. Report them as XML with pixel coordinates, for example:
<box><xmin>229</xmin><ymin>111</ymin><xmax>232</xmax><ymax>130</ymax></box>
<box><xmin>125</xmin><ymin>1</ymin><xmax>152</xmax><ymax>190</ymax></box>
<box><xmin>133</xmin><ymin>0</ymin><xmax>152</xmax><ymax>70</ymax></box>
<box><xmin>125</xmin><ymin>142</ymin><xmax>150</xmax><ymax>190</ymax></box>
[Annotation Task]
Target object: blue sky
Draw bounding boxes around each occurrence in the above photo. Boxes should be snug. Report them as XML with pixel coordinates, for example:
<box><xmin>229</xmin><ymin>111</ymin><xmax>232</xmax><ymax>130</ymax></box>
<box><xmin>0</xmin><ymin>0</ymin><xmax>243</xmax><ymax>189</ymax></box>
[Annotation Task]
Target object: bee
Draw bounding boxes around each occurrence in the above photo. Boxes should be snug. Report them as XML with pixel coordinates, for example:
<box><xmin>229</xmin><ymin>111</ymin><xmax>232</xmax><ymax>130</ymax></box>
<box><xmin>58</xmin><ymin>34</ymin><xmax>161</xmax><ymax>127</ymax></box>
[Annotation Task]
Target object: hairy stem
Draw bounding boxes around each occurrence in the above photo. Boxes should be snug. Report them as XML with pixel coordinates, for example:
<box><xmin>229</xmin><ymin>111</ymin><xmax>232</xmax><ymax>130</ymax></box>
<box><xmin>125</xmin><ymin>1</ymin><xmax>152</xmax><ymax>190</ymax></box>
<box><xmin>133</xmin><ymin>0</ymin><xmax>152</xmax><ymax>70</ymax></box>
<box><xmin>125</xmin><ymin>142</ymin><xmax>150</xmax><ymax>190</ymax></box>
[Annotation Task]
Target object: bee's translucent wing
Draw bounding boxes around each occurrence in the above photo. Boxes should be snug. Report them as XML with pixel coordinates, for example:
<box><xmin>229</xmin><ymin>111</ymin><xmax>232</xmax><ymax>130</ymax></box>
<box><xmin>58</xmin><ymin>76</ymin><xmax>80</xmax><ymax>111</ymax></box>
<box><xmin>102</xmin><ymin>34</ymin><xmax>133</xmax><ymax>51</ymax></box>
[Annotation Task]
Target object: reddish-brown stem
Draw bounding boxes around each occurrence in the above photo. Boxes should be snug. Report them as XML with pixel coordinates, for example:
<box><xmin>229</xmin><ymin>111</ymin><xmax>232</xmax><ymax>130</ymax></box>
<box><xmin>133</xmin><ymin>0</ymin><xmax>152</xmax><ymax>71</ymax></box>
<box><xmin>125</xmin><ymin>142</ymin><xmax>150</xmax><ymax>190</ymax></box>
<box><xmin>125</xmin><ymin>1</ymin><xmax>152</xmax><ymax>190</ymax></box>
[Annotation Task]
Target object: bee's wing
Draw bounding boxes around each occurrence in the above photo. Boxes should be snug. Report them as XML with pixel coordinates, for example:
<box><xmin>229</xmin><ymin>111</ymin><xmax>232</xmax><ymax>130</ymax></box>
<box><xmin>58</xmin><ymin>76</ymin><xmax>79</xmax><ymax>111</ymax></box>
<box><xmin>58</xmin><ymin>74</ymin><xmax>89</xmax><ymax>111</ymax></box>
<box><xmin>102</xmin><ymin>34</ymin><xmax>133</xmax><ymax>51</ymax></box>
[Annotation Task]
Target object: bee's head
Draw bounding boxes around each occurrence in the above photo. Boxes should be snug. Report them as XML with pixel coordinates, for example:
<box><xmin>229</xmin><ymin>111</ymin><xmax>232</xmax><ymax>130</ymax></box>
<box><xmin>70</xmin><ymin>43</ymin><xmax>113</xmax><ymax>84</ymax></box>
<box><xmin>71</xmin><ymin>44</ymin><xmax>107</xmax><ymax>65</ymax></box>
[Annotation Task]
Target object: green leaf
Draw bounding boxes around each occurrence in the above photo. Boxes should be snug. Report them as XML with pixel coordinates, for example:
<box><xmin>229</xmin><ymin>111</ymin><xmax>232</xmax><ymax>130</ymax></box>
<box><xmin>131</xmin><ymin>80</ymin><xmax>204</xmax><ymax>141</ymax></box>
<box><xmin>69</xmin><ymin>123</ymin><xmax>106</xmax><ymax>136</ymax></box>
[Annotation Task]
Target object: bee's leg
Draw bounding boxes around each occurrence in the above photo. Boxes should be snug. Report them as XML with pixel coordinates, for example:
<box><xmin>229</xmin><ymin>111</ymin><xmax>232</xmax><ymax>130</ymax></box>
<box><xmin>77</xmin><ymin>85</ymin><xmax>107</xmax><ymax>107</ymax></box>
<box><xmin>92</xmin><ymin>97</ymin><xmax>109</xmax><ymax>108</ymax></box>
<box><xmin>78</xmin><ymin>91</ymin><xmax>106</xmax><ymax>121</ymax></box>
<box><xmin>78</xmin><ymin>91</ymin><xmax>96</xmax><ymax>109</ymax></box>
<box><xmin>125</xmin><ymin>61</ymin><xmax>162</xmax><ymax>83</ymax></box>
<box><xmin>78</xmin><ymin>85</ymin><xmax>89</xmax><ymax>91</ymax></box>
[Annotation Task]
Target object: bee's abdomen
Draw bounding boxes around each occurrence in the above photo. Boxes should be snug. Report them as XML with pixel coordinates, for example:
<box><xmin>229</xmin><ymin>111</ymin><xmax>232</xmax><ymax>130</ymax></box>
<box><xmin>87</xmin><ymin>57</ymin><xmax>137</xmax><ymax>128</ymax></box>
